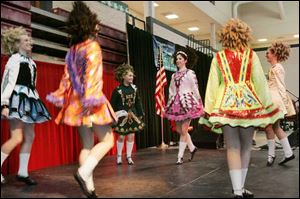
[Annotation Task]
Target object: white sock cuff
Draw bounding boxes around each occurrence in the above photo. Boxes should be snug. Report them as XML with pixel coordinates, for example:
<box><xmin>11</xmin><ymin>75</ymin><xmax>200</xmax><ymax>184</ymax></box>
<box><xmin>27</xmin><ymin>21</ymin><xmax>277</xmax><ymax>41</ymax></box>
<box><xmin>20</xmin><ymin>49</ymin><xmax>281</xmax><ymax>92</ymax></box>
<box><xmin>241</xmin><ymin>168</ymin><xmax>248</xmax><ymax>174</ymax></box>
<box><xmin>279</xmin><ymin>137</ymin><xmax>288</xmax><ymax>143</ymax></box>
<box><xmin>179</xmin><ymin>141</ymin><xmax>187</xmax><ymax>146</ymax></box>
<box><xmin>267</xmin><ymin>139</ymin><xmax>275</xmax><ymax>144</ymax></box>
<box><xmin>1</xmin><ymin>151</ymin><xmax>8</xmax><ymax>158</ymax></box>
<box><xmin>1</xmin><ymin>151</ymin><xmax>9</xmax><ymax>167</ymax></box>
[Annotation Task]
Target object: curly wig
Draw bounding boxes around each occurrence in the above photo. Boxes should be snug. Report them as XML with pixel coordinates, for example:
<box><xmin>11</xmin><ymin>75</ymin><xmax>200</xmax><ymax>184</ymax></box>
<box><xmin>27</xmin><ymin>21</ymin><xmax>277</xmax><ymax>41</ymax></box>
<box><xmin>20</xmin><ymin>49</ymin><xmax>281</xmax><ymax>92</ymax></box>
<box><xmin>173</xmin><ymin>47</ymin><xmax>198</xmax><ymax>69</ymax></box>
<box><xmin>1</xmin><ymin>26</ymin><xmax>28</xmax><ymax>55</ymax></box>
<box><xmin>218</xmin><ymin>18</ymin><xmax>252</xmax><ymax>50</ymax></box>
<box><xmin>66</xmin><ymin>1</ymin><xmax>100</xmax><ymax>46</ymax></box>
<box><xmin>114</xmin><ymin>63</ymin><xmax>135</xmax><ymax>83</ymax></box>
<box><xmin>268</xmin><ymin>42</ymin><xmax>290</xmax><ymax>62</ymax></box>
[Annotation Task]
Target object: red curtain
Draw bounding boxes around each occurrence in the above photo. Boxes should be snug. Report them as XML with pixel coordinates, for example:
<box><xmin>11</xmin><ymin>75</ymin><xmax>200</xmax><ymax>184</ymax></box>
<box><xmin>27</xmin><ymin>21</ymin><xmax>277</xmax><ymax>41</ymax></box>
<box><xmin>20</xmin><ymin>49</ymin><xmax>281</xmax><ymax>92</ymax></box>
<box><xmin>1</xmin><ymin>55</ymin><xmax>135</xmax><ymax>175</ymax></box>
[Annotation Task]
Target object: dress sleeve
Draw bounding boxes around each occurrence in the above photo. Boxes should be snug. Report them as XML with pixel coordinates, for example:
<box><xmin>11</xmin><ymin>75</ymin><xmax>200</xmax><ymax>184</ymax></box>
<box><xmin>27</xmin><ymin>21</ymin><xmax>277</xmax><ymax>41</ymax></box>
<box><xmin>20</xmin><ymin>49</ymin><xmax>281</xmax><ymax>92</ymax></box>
<box><xmin>82</xmin><ymin>41</ymin><xmax>105</xmax><ymax>107</ymax></box>
<box><xmin>204</xmin><ymin>57</ymin><xmax>220</xmax><ymax>115</ymax></box>
<box><xmin>46</xmin><ymin>65</ymin><xmax>71</xmax><ymax>107</ymax></box>
<box><xmin>272</xmin><ymin>65</ymin><xmax>289</xmax><ymax>108</ymax></box>
<box><xmin>168</xmin><ymin>74</ymin><xmax>176</xmax><ymax>100</ymax></box>
<box><xmin>1</xmin><ymin>54</ymin><xmax>20</xmax><ymax>106</ymax></box>
<box><xmin>189</xmin><ymin>70</ymin><xmax>201</xmax><ymax>101</ymax></box>
<box><xmin>110</xmin><ymin>88</ymin><xmax>121</xmax><ymax>112</ymax></box>
<box><xmin>250</xmin><ymin>52</ymin><xmax>273</xmax><ymax>107</ymax></box>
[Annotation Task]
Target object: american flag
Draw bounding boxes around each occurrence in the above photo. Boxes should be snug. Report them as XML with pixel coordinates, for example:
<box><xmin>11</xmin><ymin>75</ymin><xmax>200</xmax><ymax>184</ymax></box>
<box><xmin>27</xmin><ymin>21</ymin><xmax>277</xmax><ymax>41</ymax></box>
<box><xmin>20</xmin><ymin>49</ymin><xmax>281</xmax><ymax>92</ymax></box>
<box><xmin>155</xmin><ymin>47</ymin><xmax>167</xmax><ymax>116</ymax></box>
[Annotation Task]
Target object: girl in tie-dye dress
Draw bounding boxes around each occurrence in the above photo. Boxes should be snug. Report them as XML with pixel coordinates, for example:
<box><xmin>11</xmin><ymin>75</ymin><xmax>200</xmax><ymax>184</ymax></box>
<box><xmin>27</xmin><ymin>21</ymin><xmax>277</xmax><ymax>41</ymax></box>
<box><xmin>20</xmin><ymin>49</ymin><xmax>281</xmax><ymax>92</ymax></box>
<box><xmin>46</xmin><ymin>2</ymin><xmax>116</xmax><ymax>198</ymax></box>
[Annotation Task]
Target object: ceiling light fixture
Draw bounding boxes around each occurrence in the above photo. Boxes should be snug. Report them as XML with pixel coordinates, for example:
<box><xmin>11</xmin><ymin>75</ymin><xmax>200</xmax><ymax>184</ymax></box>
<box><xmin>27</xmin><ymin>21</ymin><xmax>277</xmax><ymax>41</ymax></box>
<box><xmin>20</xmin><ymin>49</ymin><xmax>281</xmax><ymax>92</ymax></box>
<box><xmin>188</xmin><ymin>27</ymin><xmax>199</xmax><ymax>31</ymax></box>
<box><xmin>165</xmin><ymin>14</ymin><xmax>179</xmax><ymax>19</ymax></box>
<box><xmin>258</xmin><ymin>38</ymin><xmax>267</xmax><ymax>42</ymax></box>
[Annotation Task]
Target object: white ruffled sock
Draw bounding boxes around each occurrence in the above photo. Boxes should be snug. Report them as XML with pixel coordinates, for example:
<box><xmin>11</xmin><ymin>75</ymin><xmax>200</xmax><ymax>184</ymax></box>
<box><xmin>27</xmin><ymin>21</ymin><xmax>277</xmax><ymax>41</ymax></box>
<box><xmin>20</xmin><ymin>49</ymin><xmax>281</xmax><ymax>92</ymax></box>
<box><xmin>280</xmin><ymin>137</ymin><xmax>293</xmax><ymax>158</ymax></box>
<box><xmin>18</xmin><ymin>153</ymin><xmax>30</xmax><ymax>177</ymax></box>
<box><xmin>229</xmin><ymin>169</ymin><xmax>243</xmax><ymax>196</ymax></box>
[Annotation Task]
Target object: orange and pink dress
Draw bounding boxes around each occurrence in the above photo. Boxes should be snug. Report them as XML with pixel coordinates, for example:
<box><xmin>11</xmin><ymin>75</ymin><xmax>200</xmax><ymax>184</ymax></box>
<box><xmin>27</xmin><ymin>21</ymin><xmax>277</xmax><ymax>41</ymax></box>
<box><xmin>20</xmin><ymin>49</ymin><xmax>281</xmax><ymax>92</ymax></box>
<box><xmin>47</xmin><ymin>39</ymin><xmax>117</xmax><ymax>127</ymax></box>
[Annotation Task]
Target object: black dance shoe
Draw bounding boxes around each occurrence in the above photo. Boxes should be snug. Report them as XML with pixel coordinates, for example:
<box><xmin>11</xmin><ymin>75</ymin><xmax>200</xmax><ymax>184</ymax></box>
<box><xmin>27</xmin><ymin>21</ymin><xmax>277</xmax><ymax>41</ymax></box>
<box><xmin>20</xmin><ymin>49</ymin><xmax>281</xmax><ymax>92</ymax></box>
<box><xmin>266</xmin><ymin>155</ymin><xmax>276</xmax><ymax>167</ymax></box>
<box><xmin>176</xmin><ymin>158</ymin><xmax>183</xmax><ymax>165</ymax></box>
<box><xmin>126</xmin><ymin>157</ymin><xmax>134</xmax><ymax>165</ymax></box>
<box><xmin>16</xmin><ymin>175</ymin><xmax>37</xmax><ymax>185</ymax></box>
<box><xmin>74</xmin><ymin>172</ymin><xmax>93</xmax><ymax>198</ymax></box>
<box><xmin>278</xmin><ymin>154</ymin><xmax>295</xmax><ymax>165</ymax></box>
<box><xmin>189</xmin><ymin>147</ymin><xmax>198</xmax><ymax>161</ymax></box>
<box><xmin>90</xmin><ymin>190</ymin><xmax>98</xmax><ymax>198</ymax></box>
<box><xmin>242</xmin><ymin>188</ymin><xmax>254</xmax><ymax>198</ymax></box>
<box><xmin>233</xmin><ymin>194</ymin><xmax>243</xmax><ymax>198</ymax></box>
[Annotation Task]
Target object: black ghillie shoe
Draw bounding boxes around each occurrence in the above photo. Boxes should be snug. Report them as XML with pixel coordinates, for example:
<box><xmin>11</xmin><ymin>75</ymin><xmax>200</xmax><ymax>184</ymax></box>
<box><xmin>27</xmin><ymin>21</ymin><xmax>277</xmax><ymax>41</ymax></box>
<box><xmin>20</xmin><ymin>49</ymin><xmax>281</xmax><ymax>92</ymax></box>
<box><xmin>189</xmin><ymin>147</ymin><xmax>198</xmax><ymax>161</ymax></box>
<box><xmin>266</xmin><ymin>155</ymin><xmax>276</xmax><ymax>167</ymax></box>
<box><xmin>278</xmin><ymin>154</ymin><xmax>295</xmax><ymax>165</ymax></box>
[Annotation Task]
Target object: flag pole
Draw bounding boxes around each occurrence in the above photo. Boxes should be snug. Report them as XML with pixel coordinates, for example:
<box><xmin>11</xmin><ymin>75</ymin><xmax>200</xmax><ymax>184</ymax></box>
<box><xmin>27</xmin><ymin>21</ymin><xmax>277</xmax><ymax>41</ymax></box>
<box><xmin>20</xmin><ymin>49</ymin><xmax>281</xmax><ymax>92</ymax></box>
<box><xmin>158</xmin><ymin>46</ymin><xmax>168</xmax><ymax>149</ymax></box>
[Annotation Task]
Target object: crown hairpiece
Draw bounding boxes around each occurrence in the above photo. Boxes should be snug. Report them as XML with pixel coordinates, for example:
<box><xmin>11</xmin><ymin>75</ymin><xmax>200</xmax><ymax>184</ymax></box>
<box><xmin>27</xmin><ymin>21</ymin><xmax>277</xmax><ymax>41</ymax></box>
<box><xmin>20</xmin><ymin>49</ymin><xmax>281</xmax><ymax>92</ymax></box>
<box><xmin>176</xmin><ymin>51</ymin><xmax>188</xmax><ymax>57</ymax></box>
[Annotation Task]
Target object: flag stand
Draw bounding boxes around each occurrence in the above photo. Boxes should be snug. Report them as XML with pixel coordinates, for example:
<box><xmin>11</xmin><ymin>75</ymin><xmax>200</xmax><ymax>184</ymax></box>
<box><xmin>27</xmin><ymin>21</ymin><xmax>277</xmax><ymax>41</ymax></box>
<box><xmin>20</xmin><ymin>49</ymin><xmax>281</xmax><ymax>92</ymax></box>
<box><xmin>158</xmin><ymin>113</ymin><xmax>168</xmax><ymax>149</ymax></box>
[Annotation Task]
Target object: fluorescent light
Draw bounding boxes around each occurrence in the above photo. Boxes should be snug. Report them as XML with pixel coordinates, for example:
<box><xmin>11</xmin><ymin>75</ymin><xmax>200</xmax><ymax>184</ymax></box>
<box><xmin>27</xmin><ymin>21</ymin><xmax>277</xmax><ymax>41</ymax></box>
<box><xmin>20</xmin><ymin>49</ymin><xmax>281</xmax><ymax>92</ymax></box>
<box><xmin>258</xmin><ymin>38</ymin><xmax>267</xmax><ymax>42</ymax></box>
<box><xmin>153</xmin><ymin>2</ymin><xmax>159</xmax><ymax>7</ymax></box>
<box><xmin>165</xmin><ymin>14</ymin><xmax>178</xmax><ymax>19</ymax></box>
<box><xmin>188</xmin><ymin>27</ymin><xmax>199</xmax><ymax>31</ymax></box>
<box><xmin>294</xmin><ymin>34</ymin><xmax>299</xmax><ymax>38</ymax></box>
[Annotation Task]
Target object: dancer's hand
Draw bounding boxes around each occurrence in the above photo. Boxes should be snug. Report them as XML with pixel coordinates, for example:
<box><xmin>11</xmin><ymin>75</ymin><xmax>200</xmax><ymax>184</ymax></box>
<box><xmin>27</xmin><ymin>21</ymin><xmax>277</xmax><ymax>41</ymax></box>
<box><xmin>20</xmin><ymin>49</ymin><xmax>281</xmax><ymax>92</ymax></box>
<box><xmin>1</xmin><ymin>107</ymin><xmax>9</xmax><ymax>118</ymax></box>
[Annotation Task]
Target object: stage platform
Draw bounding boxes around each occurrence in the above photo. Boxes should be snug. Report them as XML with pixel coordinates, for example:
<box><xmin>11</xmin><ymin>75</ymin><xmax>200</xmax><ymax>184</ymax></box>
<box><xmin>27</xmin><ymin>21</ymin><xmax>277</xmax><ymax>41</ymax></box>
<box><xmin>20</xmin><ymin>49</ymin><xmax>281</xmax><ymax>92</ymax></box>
<box><xmin>1</xmin><ymin>143</ymin><xmax>298</xmax><ymax>198</ymax></box>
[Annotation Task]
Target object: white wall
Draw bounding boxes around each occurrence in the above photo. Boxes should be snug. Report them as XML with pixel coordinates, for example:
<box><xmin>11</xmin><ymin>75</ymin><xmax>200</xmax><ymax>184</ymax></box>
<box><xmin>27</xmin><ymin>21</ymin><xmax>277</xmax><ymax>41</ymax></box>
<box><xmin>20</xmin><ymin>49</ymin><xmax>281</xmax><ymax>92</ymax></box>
<box><xmin>52</xmin><ymin>1</ymin><xmax>126</xmax><ymax>32</ymax></box>
<box><xmin>190</xmin><ymin>1</ymin><xmax>232</xmax><ymax>25</ymax></box>
<box><xmin>153</xmin><ymin>23</ymin><xmax>188</xmax><ymax>47</ymax></box>
<box><xmin>256</xmin><ymin>47</ymin><xmax>299</xmax><ymax>99</ymax></box>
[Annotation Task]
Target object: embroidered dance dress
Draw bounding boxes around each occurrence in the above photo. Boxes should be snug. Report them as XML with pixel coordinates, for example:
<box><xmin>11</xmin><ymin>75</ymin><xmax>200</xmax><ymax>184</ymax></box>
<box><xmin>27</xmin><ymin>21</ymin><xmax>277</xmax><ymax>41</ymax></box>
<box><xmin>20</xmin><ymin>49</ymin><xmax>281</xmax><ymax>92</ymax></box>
<box><xmin>1</xmin><ymin>53</ymin><xmax>50</xmax><ymax>123</ymax></box>
<box><xmin>164</xmin><ymin>69</ymin><xmax>204</xmax><ymax>121</ymax></box>
<box><xmin>46</xmin><ymin>39</ymin><xmax>117</xmax><ymax>127</ymax></box>
<box><xmin>199</xmin><ymin>49</ymin><xmax>283</xmax><ymax>133</ymax></box>
<box><xmin>110</xmin><ymin>84</ymin><xmax>145</xmax><ymax>135</ymax></box>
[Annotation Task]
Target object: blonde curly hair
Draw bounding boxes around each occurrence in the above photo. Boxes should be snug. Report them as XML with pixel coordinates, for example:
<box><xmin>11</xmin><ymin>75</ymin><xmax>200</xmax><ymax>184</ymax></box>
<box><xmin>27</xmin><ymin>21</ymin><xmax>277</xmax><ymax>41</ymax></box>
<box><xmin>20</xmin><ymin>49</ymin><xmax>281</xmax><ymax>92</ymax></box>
<box><xmin>218</xmin><ymin>18</ymin><xmax>252</xmax><ymax>50</ymax></box>
<box><xmin>268</xmin><ymin>42</ymin><xmax>290</xmax><ymax>62</ymax></box>
<box><xmin>114</xmin><ymin>63</ymin><xmax>135</xmax><ymax>83</ymax></box>
<box><xmin>1</xmin><ymin>26</ymin><xmax>29</xmax><ymax>55</ymax></box>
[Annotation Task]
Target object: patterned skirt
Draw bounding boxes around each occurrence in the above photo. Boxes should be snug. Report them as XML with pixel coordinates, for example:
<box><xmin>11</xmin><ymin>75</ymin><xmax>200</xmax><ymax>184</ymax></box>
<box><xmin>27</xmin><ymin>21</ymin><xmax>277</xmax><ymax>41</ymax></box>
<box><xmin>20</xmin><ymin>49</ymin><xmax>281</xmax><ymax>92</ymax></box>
<box><xmin>7</xmin><ymin>85</ymin><xmax>51</xmax><ymax>123</ymax></box>
<box><xmin>47</xmin><ymin>89</ymin><xmax>117</xmax><ymax>127</ymax></box>
<box><xmin>113</xmin><ymin>110</ymin><xmax>145</xmax><ymax>135</ymax></box>
<box><xmin>165</xmin><ymin>93</ymin><xmax>204</xmax><ymax>121</ymax></box>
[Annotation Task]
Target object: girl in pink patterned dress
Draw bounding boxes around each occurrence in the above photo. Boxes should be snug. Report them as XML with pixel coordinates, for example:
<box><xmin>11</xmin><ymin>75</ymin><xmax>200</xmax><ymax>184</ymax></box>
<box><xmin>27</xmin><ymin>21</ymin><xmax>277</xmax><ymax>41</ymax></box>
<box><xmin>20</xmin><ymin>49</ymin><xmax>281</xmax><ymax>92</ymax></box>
<box><xmin>165</xmin><ymin>50</ymin><xmax>204</xmax><ymax>164</ymax></box>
